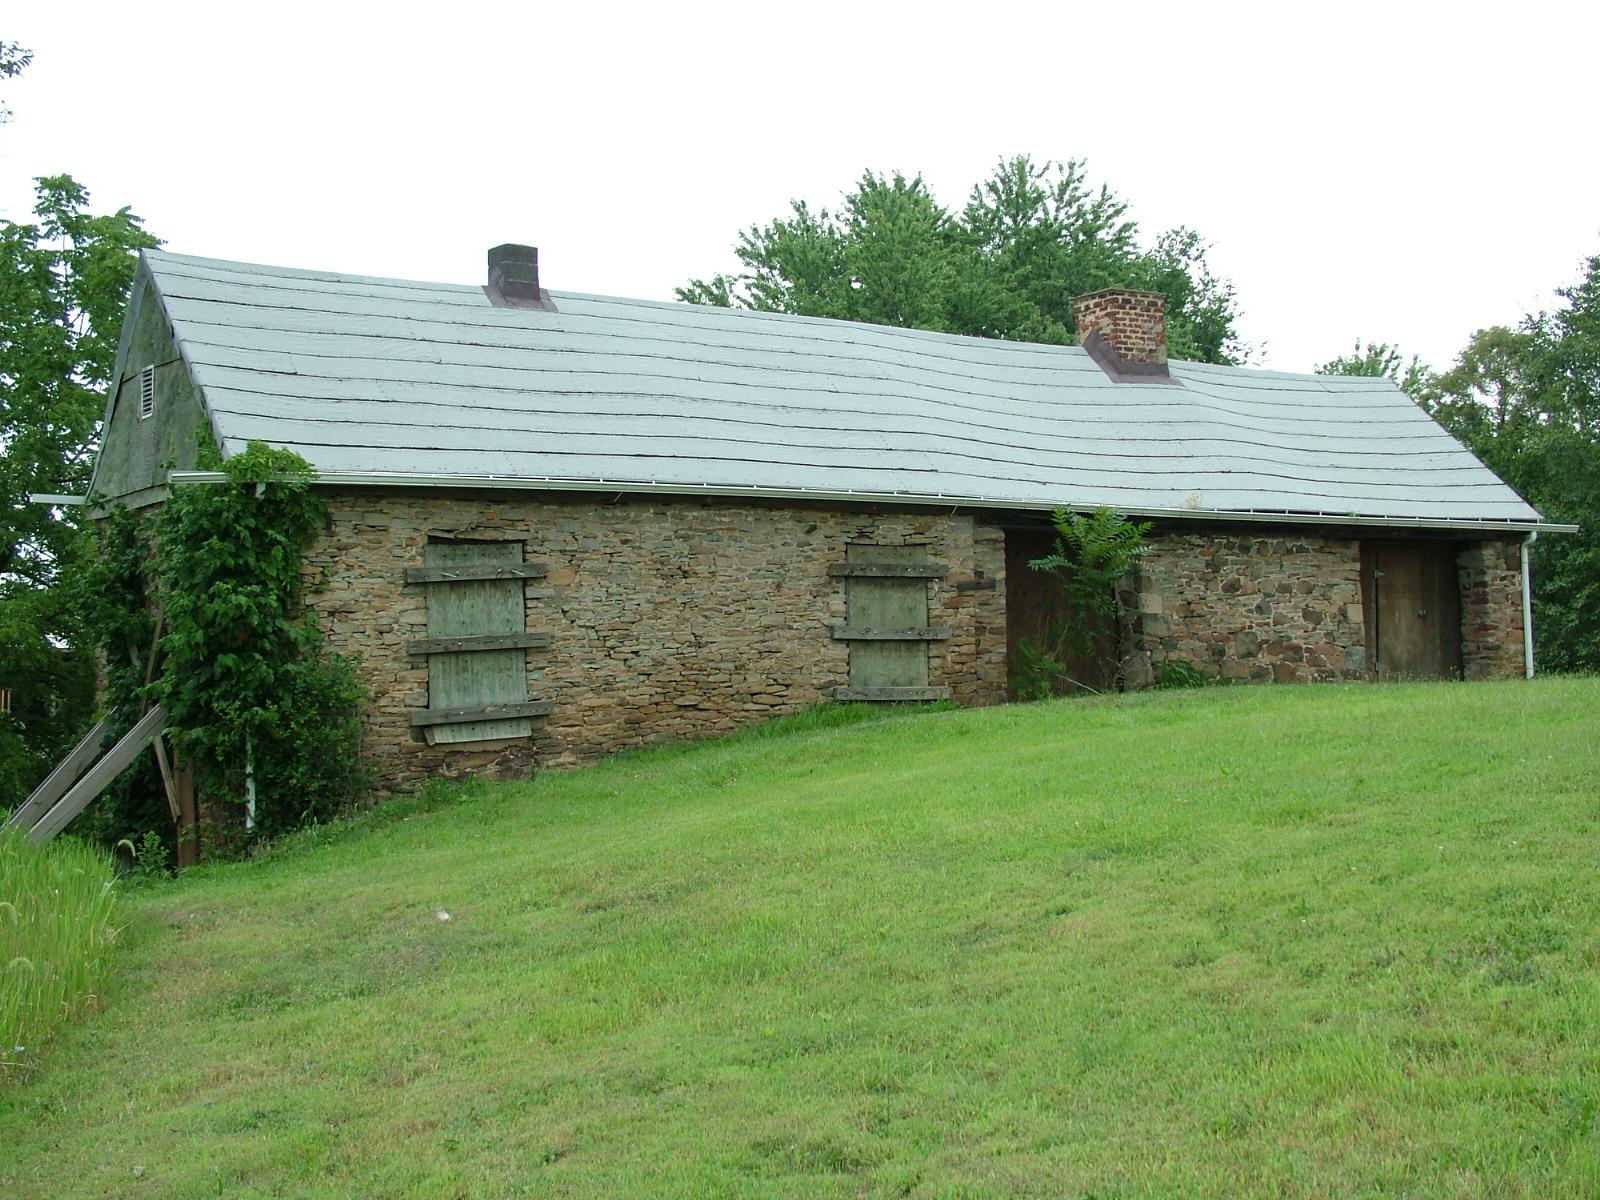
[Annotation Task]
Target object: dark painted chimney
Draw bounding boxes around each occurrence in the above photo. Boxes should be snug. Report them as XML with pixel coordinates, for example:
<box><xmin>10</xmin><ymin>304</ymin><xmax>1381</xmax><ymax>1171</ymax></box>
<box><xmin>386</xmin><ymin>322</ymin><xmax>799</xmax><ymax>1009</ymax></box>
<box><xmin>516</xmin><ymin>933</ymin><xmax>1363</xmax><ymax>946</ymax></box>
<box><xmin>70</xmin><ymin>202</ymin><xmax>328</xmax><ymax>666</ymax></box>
<box><xmin>486</xmin><ymin>244</ymin><xmax>557</xmax><ymax>311</ymax></box>
<box><xmin>1072</xmin><ymin>289</ymin><xmax>1172</xmax><ymax>382</ymax></box>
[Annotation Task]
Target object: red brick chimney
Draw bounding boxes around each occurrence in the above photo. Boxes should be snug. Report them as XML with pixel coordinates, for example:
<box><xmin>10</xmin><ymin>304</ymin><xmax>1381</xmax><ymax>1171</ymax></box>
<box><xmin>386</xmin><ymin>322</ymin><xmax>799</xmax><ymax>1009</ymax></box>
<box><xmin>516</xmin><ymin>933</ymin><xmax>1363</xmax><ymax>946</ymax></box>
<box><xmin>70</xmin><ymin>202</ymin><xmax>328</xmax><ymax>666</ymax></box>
<box><xmin>1073</xmin><ymin>289</ymin><xmax>1171</xmax><ymax>381</ymax></box>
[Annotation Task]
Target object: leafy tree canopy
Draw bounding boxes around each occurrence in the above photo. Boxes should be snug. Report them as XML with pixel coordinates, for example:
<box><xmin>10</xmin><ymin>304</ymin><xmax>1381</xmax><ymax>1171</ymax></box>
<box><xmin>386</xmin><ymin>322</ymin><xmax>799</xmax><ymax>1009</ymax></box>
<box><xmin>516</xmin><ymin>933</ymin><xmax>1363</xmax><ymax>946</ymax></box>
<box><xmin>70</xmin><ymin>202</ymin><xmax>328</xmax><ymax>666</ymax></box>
<box><xmin>0</xmin><ymin>41</ymin><xmax>31</xmax><ymax>125</ymax></box>
<box><xmin>0</xmin><ymin>174</ymin><xmax>158</xmax><ymax>807</ymax></box>
<box><xmin>1318</xmin><ymin>340</ymin><xmax>1429</xmax><ymax>401</ymax></box>
<box><xmin>680</xmin><ymin>156</ymin><xmax>1245</xmax><ymax>365</ymax></box>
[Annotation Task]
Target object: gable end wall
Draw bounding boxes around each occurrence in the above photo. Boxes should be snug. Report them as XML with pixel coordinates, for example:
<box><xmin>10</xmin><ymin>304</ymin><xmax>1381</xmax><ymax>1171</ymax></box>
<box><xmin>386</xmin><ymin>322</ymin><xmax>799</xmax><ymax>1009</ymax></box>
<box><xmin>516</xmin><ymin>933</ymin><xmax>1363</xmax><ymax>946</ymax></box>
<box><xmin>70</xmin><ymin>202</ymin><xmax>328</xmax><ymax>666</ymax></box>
<box><xmin>93</xmin><ymin>280</ymin><xmax>210</xmax><ymax>502</ymax></box>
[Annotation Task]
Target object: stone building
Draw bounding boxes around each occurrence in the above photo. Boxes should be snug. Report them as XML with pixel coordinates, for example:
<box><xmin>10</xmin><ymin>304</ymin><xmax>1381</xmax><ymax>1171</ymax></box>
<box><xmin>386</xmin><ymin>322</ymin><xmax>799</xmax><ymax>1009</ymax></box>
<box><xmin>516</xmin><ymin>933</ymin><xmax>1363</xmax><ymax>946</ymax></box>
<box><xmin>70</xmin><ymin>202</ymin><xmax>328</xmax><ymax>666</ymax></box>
<box><xmin>86</xmin><ymin>246</ymin><xmax>1561</xmax><ymax>791</ymax></box>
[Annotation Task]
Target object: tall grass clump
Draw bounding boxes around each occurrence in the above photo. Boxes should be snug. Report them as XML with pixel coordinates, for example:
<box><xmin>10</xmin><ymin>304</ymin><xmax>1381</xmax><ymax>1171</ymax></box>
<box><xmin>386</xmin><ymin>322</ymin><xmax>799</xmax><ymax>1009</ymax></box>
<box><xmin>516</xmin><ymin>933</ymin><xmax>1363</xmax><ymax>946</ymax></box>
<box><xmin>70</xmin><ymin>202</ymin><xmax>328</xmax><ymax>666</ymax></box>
<box><xmin>1</xmin><ymin>829</ymin><xmax>121</xmax><ymax>1076</ymax></box>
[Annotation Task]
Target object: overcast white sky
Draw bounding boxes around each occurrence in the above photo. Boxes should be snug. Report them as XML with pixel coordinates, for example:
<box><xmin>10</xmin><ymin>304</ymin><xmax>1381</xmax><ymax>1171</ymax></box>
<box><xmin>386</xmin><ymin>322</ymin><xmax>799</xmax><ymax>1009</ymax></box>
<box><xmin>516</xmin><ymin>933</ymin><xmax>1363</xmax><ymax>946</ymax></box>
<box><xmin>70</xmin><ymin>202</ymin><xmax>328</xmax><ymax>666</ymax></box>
<box><xmin>4</xmin><ymin>2</ymin><xmax>1596</xmax><ymax>373</ymax></box>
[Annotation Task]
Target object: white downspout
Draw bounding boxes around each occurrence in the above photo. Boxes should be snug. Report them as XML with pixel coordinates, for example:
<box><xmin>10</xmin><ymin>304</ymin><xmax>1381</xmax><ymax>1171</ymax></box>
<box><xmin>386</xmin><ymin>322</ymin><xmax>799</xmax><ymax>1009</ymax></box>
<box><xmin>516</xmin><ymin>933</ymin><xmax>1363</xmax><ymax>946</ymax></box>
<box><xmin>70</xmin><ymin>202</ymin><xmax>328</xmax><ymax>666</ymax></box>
<box><xmin>1521</xmin><ymin>532</ymin><xmax>1537</xmax><ymax>679</ymax></box>
<box><xmin>245</xmin><ymin>734</ymin><xmax>257</xmax><ymax>831</ymax></box>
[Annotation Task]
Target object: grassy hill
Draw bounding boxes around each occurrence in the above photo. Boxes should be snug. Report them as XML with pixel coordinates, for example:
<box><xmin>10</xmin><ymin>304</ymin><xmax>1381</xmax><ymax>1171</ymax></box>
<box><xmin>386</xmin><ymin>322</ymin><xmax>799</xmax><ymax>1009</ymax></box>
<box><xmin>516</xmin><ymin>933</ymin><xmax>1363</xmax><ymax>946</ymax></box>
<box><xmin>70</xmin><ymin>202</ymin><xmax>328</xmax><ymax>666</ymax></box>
<box><xmin>3</xmin><ymin>679</ymin><xmax>1599</xmax><ymax>1198</ymax></box>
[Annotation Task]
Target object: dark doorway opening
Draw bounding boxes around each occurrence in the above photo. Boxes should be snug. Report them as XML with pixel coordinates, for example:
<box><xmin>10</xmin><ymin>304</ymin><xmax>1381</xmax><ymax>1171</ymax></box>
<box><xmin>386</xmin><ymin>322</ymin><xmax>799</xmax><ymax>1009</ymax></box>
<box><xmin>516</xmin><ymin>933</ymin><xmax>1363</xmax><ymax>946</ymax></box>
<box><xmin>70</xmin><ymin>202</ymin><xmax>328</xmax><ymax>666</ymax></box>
<box><xmin>1003</xmin><ymin>527</ymin><xmax>1116</xmax><ymax>697</ymax></box>
<box><xmin>1362</xmin><ymin>541</ymin><xmax>1463</xmax><ymax>681</ymax></box>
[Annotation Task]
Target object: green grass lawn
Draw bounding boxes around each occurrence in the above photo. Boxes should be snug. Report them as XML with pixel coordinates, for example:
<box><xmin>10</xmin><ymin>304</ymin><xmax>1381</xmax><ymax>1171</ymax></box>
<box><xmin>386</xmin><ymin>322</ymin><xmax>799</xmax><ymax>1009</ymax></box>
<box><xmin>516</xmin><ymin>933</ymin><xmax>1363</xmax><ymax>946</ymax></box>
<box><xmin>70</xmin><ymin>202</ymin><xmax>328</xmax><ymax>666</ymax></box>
<box><xmin>3</xmin><ymin>679</ymin><xmax>1599</xmax><ymax>1198</ymax></box>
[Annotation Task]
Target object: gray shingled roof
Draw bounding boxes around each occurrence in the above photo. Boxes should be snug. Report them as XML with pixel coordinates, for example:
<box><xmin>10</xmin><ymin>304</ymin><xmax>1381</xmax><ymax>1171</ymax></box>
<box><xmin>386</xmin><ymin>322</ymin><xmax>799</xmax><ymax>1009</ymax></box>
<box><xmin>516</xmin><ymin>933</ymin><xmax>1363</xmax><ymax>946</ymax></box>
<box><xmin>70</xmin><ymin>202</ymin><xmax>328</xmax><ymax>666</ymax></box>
<box><xmin>131</xmin><ymin>248</ymin><xmax>1548</xmax><ymax>528</ymax></box>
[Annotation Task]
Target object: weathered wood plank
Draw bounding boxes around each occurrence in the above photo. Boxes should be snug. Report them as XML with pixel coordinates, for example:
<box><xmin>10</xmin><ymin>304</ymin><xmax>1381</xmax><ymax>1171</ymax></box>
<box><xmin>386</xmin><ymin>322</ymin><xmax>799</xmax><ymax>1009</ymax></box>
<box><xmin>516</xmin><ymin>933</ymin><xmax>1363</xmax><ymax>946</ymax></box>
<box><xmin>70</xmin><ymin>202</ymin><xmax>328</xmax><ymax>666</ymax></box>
<box><xmin>423</xmin><ymin>542</ymin><xmax>533</xmax><ymax>744</ymax></box>
<box><xmin>5</xmin><ymin>718</ymin><xmax>112</xmax><ymax>833</ymax></box>
<box><xmin>833</xmin><ymin>687</ymin><xmax>952</xmax><ymax>702</ymax></box>
<box><xmin>28</xmin><ymin>707</ymin><xmax>167</xmax><ymax>844</ymax></box>
<box><xmin>406</xmin><ymin>631</ymin><xmax>552</xmax><ymax>656</ymax></box>
<box><xmin>409</xmin><ymin>700</ymin><xmax>554</xmax><ymax>728</ymax></box>
<box><xmin>404</xmin><ymin>562</ymin><xmax>548</xmax><ymax>584</ymax></box>
<box><xmin>832</xmin><ymin>625</ymin><xmax>950</xmax><ymax>641</ymax></box>
<box><xmin>827</xmin><ymin>562</ymin><xmax>947</xmax><ymax>578</ymax></box>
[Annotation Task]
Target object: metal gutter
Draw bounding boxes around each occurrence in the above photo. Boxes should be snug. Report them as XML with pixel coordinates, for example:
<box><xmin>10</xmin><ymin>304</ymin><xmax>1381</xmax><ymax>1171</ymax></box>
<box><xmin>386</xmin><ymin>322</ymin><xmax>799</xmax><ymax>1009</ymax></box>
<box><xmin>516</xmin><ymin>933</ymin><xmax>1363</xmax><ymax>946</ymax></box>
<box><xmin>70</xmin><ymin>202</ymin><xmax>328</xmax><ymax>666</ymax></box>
<box><xmin>165</xmin><ymin>470</ymin><xmax>1578</xmax><ymax>534</ymax></box>
<box><xmin>27</xmin><ymin>493</ymin><xmax>87</xmax><ymax>506</ymax></box>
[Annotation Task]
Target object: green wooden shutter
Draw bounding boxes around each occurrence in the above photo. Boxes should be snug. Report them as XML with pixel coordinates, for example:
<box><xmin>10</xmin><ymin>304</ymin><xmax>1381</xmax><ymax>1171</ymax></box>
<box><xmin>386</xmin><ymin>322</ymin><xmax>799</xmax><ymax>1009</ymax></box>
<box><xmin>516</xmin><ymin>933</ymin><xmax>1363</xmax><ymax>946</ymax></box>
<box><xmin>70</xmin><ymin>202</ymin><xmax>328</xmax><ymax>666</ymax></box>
<box><xmin>422</xmin><ymin>542</ymin><xmax>533</xmax><ymax>744</ymax></box>
<box><xmin>834</xmin><ymin>545</ymin><xmax>951</xmax><ymax>701</ymax></box>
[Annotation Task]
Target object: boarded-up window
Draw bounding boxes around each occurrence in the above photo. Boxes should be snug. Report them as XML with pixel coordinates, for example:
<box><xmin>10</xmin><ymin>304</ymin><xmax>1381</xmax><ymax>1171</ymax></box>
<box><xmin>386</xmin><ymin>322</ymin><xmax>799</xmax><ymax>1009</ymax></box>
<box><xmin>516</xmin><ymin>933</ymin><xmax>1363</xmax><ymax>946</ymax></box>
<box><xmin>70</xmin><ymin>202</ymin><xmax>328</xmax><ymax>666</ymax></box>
<box><xmin>831</xmin><ymin>544</ymin><xmax>951</xmax><ymax>701</ymax></box>
<box><xmin>406</xmin><ymin>541</ymin><xmax>553</xmax><ymax>743</ymax></box>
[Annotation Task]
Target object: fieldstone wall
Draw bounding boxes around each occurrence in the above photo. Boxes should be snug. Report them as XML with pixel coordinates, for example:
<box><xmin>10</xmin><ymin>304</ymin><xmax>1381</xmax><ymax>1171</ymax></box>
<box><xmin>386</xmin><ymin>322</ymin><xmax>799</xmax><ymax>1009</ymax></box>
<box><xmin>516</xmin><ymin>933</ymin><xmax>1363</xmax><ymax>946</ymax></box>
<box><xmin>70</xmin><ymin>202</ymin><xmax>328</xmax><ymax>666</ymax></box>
<box><xmin>303</xmin><ymin>492</ymin><xmax>1007</xmax><ymax>792</ymax></box>
<box><xmin>1457</xmin><ymin>539</ymin><xmax>1526</xmax><ymax>679</ymax></box>
<box><xmin>1125</xmin><ymin>531</ymin><xmax>1367</xmax><ymax>685</ymax></box>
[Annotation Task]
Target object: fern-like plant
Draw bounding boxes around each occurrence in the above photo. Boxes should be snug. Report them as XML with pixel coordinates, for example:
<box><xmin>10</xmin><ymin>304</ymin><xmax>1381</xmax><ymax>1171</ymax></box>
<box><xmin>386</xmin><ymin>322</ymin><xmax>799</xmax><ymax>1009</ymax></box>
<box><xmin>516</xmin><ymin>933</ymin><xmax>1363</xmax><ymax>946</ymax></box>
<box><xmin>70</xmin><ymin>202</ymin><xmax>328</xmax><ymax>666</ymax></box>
<box><xmin>1014</xmin><ymin>506</ymin><xmax>1150</xmax><ymax>698</ymax></box>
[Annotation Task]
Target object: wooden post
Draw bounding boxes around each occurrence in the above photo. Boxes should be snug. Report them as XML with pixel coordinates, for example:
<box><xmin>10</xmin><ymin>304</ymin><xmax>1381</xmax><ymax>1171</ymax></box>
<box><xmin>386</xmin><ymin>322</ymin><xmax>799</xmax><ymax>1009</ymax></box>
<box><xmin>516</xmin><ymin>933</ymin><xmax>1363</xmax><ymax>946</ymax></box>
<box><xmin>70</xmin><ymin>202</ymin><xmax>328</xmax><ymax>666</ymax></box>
<box><xmin>175</xmin><ymin>758</ymin><xmax>198</xmax><ymax>868</ymax></box>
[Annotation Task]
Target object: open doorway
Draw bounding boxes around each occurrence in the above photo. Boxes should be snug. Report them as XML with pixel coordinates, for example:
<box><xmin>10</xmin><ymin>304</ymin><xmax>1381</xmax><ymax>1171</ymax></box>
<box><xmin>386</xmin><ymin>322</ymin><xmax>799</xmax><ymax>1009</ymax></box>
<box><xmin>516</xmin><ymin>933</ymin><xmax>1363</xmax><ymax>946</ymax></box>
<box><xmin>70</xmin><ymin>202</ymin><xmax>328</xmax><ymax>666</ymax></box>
<box><xmin>1003</xmin><ymin>527</ymin><xmax>1117</xmax><ymax>696</ymax></box>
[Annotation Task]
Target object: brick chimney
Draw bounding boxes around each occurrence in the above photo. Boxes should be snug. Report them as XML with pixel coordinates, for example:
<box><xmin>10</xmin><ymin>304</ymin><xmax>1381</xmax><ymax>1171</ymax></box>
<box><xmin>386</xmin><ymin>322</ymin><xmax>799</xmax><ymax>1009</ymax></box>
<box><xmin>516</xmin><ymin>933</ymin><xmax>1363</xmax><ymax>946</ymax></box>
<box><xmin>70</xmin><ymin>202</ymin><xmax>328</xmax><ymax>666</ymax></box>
<box><xmin>1073</xmin><ymin>288</ymin><xmax>1171</xmax><ymax>381</ymax></box>
<box><xmin>486</xmin><ymin>244</ymin><xmax>557</xmax><ymax>311</ymax></box>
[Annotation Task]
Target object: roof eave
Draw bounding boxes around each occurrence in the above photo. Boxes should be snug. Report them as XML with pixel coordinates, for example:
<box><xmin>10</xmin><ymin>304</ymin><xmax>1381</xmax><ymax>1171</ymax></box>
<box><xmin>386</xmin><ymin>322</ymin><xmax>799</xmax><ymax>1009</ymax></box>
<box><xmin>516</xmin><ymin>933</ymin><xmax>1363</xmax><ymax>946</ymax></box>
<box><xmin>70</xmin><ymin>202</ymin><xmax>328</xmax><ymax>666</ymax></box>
<box><xmin>163</xmin><ymin>469</ymin><xmax>1574</xmax><ymax>534</ymax></box>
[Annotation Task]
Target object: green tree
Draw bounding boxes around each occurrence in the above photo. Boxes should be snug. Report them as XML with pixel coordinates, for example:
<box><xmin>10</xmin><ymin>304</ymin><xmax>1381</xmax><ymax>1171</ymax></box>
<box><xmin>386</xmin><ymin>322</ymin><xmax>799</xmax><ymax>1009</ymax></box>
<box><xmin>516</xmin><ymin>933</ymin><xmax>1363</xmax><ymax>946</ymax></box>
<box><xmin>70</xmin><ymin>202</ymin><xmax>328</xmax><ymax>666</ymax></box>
<box><xmin>0</xmin><ymin>41</ymin><xmax>31</xmax><ymax>124</ymax></box>
<box><xmin>681</xmin><ymin>156</ymin><xmax>1245</xmax><ymax>364</ymax></box>
<box><xmin>1317</xmin><ymin>340</ymin><xmax>1430</xmax><ymax>400</ymax></box>
<box><xmin>0</xmin><ymin>176</ymin><xmax>159</xmax><ymax>807</ymax></box>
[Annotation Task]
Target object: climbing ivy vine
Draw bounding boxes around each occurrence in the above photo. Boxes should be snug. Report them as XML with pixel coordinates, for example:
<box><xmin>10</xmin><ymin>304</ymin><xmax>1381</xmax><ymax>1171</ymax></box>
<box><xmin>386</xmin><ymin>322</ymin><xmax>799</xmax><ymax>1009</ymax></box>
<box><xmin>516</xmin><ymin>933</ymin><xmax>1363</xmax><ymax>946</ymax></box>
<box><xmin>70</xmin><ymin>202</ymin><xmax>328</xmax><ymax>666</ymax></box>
<box><xmin>150</xmin><ymin>441</ymin><xmax>368</xmax><ymax>843</ymax></box>
<box><xmin>79</xmin><ymin>503</ymin><xmax>163</xmax><ymax>846</ymax></box>
<box><xmin>79</xmin><ymin>442</ymin><xmax>367</xmax><ymax>851</ymax></box>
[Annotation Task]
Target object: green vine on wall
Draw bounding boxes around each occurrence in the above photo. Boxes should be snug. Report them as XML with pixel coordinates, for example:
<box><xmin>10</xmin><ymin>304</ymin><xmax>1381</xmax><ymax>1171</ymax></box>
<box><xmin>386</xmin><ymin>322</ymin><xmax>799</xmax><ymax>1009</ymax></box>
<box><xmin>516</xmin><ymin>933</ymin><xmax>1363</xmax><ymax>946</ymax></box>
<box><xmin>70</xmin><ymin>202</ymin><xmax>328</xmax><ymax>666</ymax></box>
<box><xmin>79</xmin><ymin>504</ymin><xmax>164</xmax><ymax>846</ymax></box>
<box><xmin>81</xmin><ymin>442</ymin><xmax>368</xmax><ymax>852</ymax></box>
<box><xmin>150</xmin><ymin>441</ymin><xmax>368</xmax><ymax>843</ymax></box>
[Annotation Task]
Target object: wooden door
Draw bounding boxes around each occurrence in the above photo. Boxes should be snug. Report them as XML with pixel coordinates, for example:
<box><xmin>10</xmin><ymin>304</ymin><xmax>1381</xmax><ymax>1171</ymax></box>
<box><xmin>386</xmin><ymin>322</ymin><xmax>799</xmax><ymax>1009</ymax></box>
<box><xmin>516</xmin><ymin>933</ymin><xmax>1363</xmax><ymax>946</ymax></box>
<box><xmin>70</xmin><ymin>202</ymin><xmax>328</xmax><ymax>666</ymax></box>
<box><xmin>1366</xmin><ymin>541</ymin><xmax>1463</xmax><ymax>681</ymax></box>
<box><xmin>424</xmin><ymin>541</ymin><xmax>533</xmax><ymax>743</ymax></box>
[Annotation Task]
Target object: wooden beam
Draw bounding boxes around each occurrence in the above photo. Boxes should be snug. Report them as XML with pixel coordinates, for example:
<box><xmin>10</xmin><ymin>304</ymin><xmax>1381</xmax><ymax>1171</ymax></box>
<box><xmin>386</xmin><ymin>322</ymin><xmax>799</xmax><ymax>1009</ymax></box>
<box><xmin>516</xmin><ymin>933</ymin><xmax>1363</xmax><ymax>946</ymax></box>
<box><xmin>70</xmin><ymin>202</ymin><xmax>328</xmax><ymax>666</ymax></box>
<box><xmin>28</xmin><ymin>707</ymin><xmax>168</xmax><ymax>845</ymax></box>
<box><xmin>827</xmin><ymin>563</ymin><xmax>947</xmax><ymax>579</ymax></box>
<box><xmin>175</xmin><ymin>758</ymin><xmax>198</xmax><ymax>869</ymax></box>
<box><xmin>134</xmin><ymin>615</ymin><xmax>180</xmax><ymax>827</ymax></box>
<box><xmin>832</xmin><ymin>625</ymin><xmax>950</xmax><ymax>641</ymax></box>
<box><xmin>832</xmin><ymin>687</ymin><xmax>952</xmax><ymax>702</ymax></box>
<box><xmin>406</xmin><ymin>631</ymin><xmax>552</xmax><ymax>656</ymax></box>
<box><xmin>408</xmin><ymin>699</ymin><xmax>554</xmax><ymax>728</ymax></box>
<box><xmin>5</xmin><ymin>719</ymin><xmax>112</xmax><ymax>834</ymax></box>
<box><xmin>152</xmin><ymin>737</ymin><xmax>180</xmax><ymax>823</ymax></box>
<box><xmin>403</xmin><ymin>563</ymin><xmax>549</xmax><ymax>584</ymax></box>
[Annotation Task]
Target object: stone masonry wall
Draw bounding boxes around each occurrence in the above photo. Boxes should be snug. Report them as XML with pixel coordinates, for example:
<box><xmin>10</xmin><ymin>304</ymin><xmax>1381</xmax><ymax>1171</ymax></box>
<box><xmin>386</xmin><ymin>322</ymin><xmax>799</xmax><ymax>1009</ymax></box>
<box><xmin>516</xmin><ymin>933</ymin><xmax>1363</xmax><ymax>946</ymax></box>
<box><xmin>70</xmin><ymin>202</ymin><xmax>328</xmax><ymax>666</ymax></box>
<box><xmin>1126</xmin><ymin>531</ymin><xmax>1367</xmax><ymax>685</ymax></box>
<box><xmin>1457</xmin><ymin>539</ymin><xmax>1525</xmax><ymax>680</ymax></box>
<box><xmin>303</xmin><ymin>492</ymin><xmax>1007</xmax><ymax>793</ymax></box>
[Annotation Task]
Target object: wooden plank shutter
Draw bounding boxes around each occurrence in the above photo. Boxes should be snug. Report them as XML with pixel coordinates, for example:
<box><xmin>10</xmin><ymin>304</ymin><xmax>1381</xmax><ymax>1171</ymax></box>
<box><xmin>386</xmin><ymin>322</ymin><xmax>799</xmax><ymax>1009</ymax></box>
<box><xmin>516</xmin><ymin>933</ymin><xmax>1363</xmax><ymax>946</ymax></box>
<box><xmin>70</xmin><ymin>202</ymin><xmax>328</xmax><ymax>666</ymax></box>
<box><xmin>836</xmin><ymin>544</ymin><xmax>951</xmax><ymax>701</ymax></box>
<box><xmin>422</xmin><ymin>542</ymin><xmax>533</xmax><ymax>744</ymax></box>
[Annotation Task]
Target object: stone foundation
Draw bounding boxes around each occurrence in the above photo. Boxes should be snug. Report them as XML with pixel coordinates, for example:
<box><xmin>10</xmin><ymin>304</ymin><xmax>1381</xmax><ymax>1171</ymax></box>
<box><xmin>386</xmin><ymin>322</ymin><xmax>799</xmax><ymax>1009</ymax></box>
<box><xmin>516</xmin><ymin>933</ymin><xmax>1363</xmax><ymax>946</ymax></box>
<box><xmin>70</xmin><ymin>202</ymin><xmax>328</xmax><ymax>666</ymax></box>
<box><xmin>1457</xmin><ymin>539</ymin><xmax>1526</xmax><ymax>680</ymax></box>
<box><xmin>303</xmin><ymin>492</ymin><xmax>1008</xmax><ymax>792</ymax></box>
<box><xmin>1125</xmin><ymin>532</ymin><xmax>1367</xmax><ymax>685</ymax></box>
